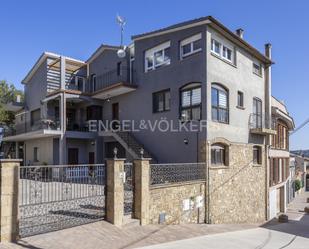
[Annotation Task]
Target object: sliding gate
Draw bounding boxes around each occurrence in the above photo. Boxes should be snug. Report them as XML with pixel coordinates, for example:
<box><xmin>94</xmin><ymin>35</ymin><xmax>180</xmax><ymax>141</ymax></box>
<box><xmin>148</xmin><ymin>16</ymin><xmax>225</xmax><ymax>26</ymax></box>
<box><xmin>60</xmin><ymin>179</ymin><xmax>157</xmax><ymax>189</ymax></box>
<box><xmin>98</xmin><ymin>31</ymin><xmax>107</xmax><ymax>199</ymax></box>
<box><xmin>19</xmin><ymin>164</ymin><xmax>106</xmax><ymax>238</ymax></box>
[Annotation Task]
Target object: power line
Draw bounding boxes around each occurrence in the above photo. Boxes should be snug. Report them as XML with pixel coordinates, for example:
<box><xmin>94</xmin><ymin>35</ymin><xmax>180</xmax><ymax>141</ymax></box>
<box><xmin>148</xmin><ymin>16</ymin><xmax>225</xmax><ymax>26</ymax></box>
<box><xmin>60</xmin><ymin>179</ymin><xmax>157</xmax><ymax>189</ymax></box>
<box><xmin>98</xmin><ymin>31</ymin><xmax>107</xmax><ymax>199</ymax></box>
<box><xmin>290</xmin><ymin>117</ymin><xmax>309</xmax><ymax>136</ymax></box>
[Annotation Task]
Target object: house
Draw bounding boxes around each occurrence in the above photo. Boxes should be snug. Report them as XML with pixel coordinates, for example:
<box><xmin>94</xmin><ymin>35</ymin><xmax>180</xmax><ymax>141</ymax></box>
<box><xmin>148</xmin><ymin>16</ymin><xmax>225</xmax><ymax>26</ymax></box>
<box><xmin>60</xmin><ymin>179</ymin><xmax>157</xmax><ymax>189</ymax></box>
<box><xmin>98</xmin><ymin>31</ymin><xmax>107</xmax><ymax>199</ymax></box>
<box><xmin>268</xmin><ymin>97</ymin><xmax>294</xmax><ymax>219</ymax></box>
<box><xmin>3</xmin><ymin>16</ymin><xmax>287</xmax><ymax>223</ymax></box>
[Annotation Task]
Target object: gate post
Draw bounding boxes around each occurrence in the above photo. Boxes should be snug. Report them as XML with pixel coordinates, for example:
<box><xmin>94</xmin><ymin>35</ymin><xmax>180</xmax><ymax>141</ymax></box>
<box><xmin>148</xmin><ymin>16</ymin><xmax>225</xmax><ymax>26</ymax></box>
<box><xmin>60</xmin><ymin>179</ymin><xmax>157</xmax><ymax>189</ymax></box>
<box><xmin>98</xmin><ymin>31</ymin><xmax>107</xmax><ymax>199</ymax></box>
<box><xmin>0</xmin><ymin>159</ymin><xmax>21</xmax><ymax>242</ymax></box>
<box><xmin>106</xmin><ymin>158</ymin><xmax>125</xmax><ymax>227</ymax></box>
<box><xmin>133</xmin><ymin>158</ymin><xmax>151</xmax><ymax>225</ymax></box>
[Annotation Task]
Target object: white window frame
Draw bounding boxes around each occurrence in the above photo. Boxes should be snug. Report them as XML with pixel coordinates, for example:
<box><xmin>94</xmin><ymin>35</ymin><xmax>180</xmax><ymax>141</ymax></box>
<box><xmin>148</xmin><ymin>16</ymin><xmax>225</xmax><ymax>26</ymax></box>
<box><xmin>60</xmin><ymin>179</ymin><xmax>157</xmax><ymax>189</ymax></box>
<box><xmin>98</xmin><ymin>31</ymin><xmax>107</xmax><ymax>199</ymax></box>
<box><xmin>75</xmin><ymin>76</ymin><xmax>85</xmax><ymax>91</ymax></box>
<box><xmin>145</xmin><ymin>41</ymin><xmax>171</xmax><ymax>72</ymax></box>
<box><xmin>180</xmin><ymin>33</ymin><xmax>202</xmax><ymax>59</ymax></box>
<box><xmin>253</xmin><ymin>62</ymin><xmax>262</xmax><ymax>76</ymax></box>
<box><xmin>211</xmin><ymin>38</ymin><xmax>234</xmax><ymax>64</ymax></box>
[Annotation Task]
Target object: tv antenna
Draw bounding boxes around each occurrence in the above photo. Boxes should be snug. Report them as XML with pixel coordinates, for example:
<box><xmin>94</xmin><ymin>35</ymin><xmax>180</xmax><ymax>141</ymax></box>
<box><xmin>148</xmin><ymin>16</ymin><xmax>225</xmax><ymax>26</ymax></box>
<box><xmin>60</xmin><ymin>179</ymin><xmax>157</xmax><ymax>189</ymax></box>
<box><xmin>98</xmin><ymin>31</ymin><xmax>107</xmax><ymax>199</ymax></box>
<box><xmin>116</xmin><ymin>14</ymin><xmax>127</xmax><ymax>58</ymax></box>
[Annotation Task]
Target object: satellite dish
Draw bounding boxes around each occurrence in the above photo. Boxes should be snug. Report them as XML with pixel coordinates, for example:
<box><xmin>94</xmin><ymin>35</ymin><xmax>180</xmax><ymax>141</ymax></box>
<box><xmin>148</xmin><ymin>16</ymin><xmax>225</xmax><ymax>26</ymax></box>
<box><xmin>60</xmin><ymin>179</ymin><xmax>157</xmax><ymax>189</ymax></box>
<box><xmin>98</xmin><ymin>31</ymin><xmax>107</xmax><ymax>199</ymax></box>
<box><xmin>117</xmin><ymin>49</ymin><xmax>126</xmax><ymax>58</ymax></box>
<box><xmin>116</xmin><ymin>14</ymin><xmax>127</xmax><ymax>58</ymax></box>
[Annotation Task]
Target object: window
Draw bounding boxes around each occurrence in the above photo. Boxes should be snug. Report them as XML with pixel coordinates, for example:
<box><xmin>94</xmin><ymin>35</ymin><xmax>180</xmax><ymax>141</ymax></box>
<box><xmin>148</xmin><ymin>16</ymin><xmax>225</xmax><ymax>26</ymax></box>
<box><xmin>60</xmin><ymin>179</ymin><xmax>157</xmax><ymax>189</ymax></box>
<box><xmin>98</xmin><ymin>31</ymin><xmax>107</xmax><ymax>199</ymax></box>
<box><xmin>253</xmin><ymin>63</ymin><xmax>262</xmax><ymax>76</ymax></box>
<box><xmin>211</xmin><ymin>38</ymin><xmax>234</xmax><ymax>63</ymax></box>
<box><xmin>222</xmin><ymin>46</ymin><xmax>232</xmax><ymax>62</ymax></box>
<box><xmin>31</xmin><ymin>109</ymin><xmax>40</xmax><ymax>127</ymax></box>
<box><xmin>211</xmin><ymin>39</ymin><xmax>221</xmax><ymax>55</ymax></box>
<box><xmin>211</xmin><ymin>144</ymin><xmax>226</xmax><ymax>166</ymax></box>
<box><xmin>117</xmin><ymin>62</ymin><xmax>122</xmax><ymax>76</ymax></box>
<box><xmin>211</xmin><ymin>84</ymin><xmax>229</xmax><ymax>123</ymax></box>
<box><xmin>153</xmin><ymin>89</ymin><xmax>171</xmax><ymax>113</ymax></box>
<box><xmin>237</xmin><ymin>91</ymin><xmax>244</xmax><ymax>108</ymax></box>
<box><xmin>145</xmin><ymin>41</ymin><xmax>171</xmax><ymax>72</ymax></box>
<box><xmin>180</xmin><ymin>33</ymin><xmax>202</xmax><ymax>58</ymax></box>
<box><xmin>273</xmin><ymin>121</ymin><xmax>289</xmax><ymax>150</ymax></box>
<box><xmin>253</xmin><ymin>146</ymin><xmax>262</xmax><ymax>165</ymax></box>
<box><xmin>75</xmin><ymin>76</ymin><xmax>85</xmax><ymax>91</ymax></box>
<box><xmin>91</xmin><ymin>74</ymin><xmax>97</xmax><ymax>92</ymax></box>
<box><xmin>33</xmin><ymin>147</ymin><xmax>39</xmax><ymax>162</ymax></box>
<box><xmin>252</xmin><ymin>98</ymin><xmax>262</xmax><ymax>128</ymax></box>
<box><xmin>180</xmin><ymin>84</ymin><xmax>201</xmax><ymax>121</ymax></box>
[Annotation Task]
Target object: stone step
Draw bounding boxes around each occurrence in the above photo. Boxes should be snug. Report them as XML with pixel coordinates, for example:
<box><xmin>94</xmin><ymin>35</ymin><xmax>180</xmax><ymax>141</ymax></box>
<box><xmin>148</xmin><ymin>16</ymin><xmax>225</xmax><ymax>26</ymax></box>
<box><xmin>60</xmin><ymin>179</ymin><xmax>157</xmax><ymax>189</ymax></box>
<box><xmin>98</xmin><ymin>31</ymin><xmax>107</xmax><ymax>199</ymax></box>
<box><xmin>122</xmin><ymin>215</ymin><xmax>140</xmax><ymax>227</ymax></box>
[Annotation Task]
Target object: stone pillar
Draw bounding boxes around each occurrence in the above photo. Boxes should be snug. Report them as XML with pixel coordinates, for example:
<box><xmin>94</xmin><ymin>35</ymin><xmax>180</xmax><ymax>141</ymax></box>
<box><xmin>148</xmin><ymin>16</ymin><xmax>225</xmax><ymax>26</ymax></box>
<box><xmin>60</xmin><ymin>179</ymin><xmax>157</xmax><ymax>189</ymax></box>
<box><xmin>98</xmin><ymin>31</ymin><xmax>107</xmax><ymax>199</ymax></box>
<box><xmin>134</xmin><ymin>159</ymin><xmax>150</xmax><ymax>225</ymax></box>
<box><xmin>0</xmin><ymin>159</ymin><xmax>21</xmax><ymax>242</ymax></box>
<box><xmin>106</xmin><ymin>159</ymin><xmax>125</xmax><ymax>226</ymax></box>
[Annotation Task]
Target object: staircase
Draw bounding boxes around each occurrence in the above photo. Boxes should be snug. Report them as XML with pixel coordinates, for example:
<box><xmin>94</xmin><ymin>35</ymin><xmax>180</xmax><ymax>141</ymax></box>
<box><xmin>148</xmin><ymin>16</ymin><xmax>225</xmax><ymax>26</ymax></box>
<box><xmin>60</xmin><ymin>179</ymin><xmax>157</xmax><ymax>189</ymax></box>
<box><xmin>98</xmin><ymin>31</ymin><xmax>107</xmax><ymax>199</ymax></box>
<box><xmin>102</xmin><ymin>131</ymin><xmax>157</xmax><ymax>162</ymax></box>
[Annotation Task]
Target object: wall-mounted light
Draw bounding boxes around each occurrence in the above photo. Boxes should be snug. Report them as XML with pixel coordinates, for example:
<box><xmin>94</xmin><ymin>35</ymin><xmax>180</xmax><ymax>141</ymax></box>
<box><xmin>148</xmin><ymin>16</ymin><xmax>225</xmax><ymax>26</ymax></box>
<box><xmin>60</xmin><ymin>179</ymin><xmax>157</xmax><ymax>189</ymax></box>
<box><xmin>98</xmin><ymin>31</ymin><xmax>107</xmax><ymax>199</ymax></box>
<box><xmin>184</xmin><ymin>138</ymin><xmax>189</xmax><ymax>145</ymax></box>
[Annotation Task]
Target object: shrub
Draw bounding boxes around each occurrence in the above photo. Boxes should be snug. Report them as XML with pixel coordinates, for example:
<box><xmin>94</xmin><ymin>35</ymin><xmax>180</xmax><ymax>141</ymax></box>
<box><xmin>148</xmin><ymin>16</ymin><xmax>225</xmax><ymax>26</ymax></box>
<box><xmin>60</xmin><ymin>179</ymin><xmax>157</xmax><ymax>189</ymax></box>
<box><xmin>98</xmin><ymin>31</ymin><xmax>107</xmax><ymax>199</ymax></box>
<box><xmin>295</xmin><ymin>179</ymin><xmax>302</xmax><ymax>191</ymax></box>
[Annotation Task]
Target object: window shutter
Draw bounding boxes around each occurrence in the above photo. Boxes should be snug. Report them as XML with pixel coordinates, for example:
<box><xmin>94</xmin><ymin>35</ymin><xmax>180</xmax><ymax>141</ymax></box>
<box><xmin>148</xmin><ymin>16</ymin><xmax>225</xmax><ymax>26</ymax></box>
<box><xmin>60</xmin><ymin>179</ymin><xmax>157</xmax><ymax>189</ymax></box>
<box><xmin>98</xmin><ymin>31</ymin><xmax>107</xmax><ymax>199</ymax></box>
<box><xmin>218</xmin><ymin>91</ymin><xmax>227</xmax><ymax>107</ymax></box>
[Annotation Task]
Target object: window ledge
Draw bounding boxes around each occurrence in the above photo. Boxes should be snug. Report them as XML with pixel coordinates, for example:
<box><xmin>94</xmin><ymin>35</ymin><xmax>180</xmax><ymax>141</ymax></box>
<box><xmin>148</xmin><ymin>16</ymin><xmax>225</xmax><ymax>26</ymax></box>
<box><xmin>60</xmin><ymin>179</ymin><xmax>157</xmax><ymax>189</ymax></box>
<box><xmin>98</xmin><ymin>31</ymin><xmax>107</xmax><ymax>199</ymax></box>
<box><xmin>212</xmin><ymin>120</ymin><xmax>229</xmax><ymax>125</ymax></box>
<box><xmin>180</xmin><ymin>50</ymin><xmax>202</xmax><ymax>61</ymax></box>
<box><xmin>236</xmin><ymin>106</ymin><xmax>245</xmax><ymax>110</ymax></box>
<box><xmin>252</xmin><ymin>163</ymin><xmax>262</xmax><ymax>167</ymax></box>
<box><xmin>145</xmin><ymin>63</ymin><xmax>171</xmax><ymax>74</ymax></box>
<box><xmin>253</xmin><ymin>71</ymin><xmax>263</xmax><ymax>78</ymax></box>
<box><xmin>209</xmin><ymin>165</ymin><xmax>229</xmax><ymax>170</ymax></box>
<box><xmin>210</xmin><ymin>52</ymin><xmax>237</xmax><ymax>68</ymax></box>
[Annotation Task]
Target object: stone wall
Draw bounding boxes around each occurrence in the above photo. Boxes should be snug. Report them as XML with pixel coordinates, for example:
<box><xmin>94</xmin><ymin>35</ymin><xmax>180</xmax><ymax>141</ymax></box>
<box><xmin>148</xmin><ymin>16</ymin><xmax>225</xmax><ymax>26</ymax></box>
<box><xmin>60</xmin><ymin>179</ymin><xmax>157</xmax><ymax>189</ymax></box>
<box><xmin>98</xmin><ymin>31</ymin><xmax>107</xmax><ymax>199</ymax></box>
<box><xmin>149</xmin><ymin>181</ymin><xmax>206</xmax><ymax>224</ymax></box>
<box><xmin>205</xmin><ymin>141</ymin><xmax>267</xmax><ymax>224</ymax></box>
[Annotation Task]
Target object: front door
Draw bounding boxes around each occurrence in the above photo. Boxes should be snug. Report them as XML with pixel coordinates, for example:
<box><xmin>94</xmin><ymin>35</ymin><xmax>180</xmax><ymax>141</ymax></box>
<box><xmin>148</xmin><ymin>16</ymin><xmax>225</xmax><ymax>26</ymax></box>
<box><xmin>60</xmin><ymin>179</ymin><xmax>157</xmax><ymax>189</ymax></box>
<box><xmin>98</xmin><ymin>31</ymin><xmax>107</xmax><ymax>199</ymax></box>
<box><xmin>68</xmin><ymin>148</ymin><xmax>79</xmax><ymax>165</ymax></box>
<box><xmin>112</xmin><ymin>103</ymin><xmax>119</xmax><ymax>129</ymax></box>
<box><xmin>89</xmin><ymin>152</ymin><xmax>95</xmax><ymax>164</ymax></box>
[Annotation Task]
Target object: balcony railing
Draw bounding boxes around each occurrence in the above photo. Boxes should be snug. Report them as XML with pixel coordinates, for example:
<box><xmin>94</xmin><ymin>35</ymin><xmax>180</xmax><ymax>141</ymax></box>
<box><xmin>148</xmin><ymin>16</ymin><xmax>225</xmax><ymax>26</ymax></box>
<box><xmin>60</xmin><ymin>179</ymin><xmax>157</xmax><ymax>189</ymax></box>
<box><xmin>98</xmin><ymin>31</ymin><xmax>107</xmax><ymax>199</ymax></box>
<box><xmin>249</xmin><ymin>113</ymin><xmax>276</xmax><ymax>134</ymax></box>
<box><xmin>3</xmin><ymin>119</ymin><xmax>60</xmax><ymax>137</ymax></box>
<box><xmin>86</xmin><ymin>66</ymin><xmax>135</xmax><ymax>93</ymax></box>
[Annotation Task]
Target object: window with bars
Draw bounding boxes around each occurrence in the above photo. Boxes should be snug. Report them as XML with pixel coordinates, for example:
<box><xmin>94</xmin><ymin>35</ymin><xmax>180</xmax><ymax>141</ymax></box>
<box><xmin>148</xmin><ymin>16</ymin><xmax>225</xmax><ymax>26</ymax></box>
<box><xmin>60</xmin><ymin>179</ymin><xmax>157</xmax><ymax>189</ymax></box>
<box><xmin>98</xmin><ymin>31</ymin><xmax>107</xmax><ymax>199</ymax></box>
<box><xmin>153</xmin><ymin>89</ymin><xmax>171</xmax><ymax>113</ymax></box>
<box><xmin>211</xmin><ymin>84</ymin><xmax>229</xmax><ymax>123</ymax></box>
<box><xmin>211</xmin><ymin>144</ymin><xmax>227</xmax><ymax>166</ymax></box>
<box><xmin>253</xmin><ymin>146</ymin><xmax>262</xmax><ymax>165</ymax></box>
<box><xmin>180</xmin><ymin>84</ymin><xmax>201</xmax><ymax>121</ymax></box>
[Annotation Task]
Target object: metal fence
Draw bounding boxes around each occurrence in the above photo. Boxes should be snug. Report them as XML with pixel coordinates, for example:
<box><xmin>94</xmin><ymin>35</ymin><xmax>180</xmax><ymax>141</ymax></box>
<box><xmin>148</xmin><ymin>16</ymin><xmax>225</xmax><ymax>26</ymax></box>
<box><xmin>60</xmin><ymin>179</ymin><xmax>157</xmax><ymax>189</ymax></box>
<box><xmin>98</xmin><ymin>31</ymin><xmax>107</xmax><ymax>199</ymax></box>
<box><xmin>19</xmin><ymin>164</ymin><xmax>106</xmax><ymax>238</ymax></box>
<box><xmin>150</xmin><ymin>163</ymin><xmax>206</xmax><ymax>186</ymax></box>
<box><xmin>124</xmin><ymin>162</ymin><xmax>134</xmax><ymax>215</ymax></box>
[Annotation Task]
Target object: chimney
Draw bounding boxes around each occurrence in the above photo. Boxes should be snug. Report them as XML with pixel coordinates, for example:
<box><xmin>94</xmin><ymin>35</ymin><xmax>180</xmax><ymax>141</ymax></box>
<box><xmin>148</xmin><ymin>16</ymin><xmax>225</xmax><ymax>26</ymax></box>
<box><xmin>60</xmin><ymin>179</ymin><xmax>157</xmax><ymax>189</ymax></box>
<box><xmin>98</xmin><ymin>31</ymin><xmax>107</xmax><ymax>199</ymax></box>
<box><xmin>265</xmin><ymin>43</ymin><xmax>272</xmax><ymax>59</ymax></box>
<box><xmin>236</xmin><ymin>28</ymin><xmax>244</xmax><ymax>39</ymax></box>
<box><xmin>16</xmin><ymin>95</ymin><xmax>21</xmax><ymax>103</ymax></box>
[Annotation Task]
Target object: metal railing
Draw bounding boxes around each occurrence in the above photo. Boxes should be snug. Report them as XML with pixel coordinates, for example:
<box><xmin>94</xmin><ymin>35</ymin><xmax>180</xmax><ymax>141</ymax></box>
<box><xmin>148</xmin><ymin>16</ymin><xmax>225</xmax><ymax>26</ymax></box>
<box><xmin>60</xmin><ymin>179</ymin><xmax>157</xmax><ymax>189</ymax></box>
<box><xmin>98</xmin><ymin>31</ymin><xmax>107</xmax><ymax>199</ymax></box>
<box><xmin>19</xmin><ymin>164</ymin><xmax>106</xmax><ymax>238</ymax></box>
<box><xmin>4</xmin><ymin>119</ymin><xmax>60</xmax><ymax>137</ymax></box>
<box><xmin>150</xmin><ymin>163</ymin><xmax>206</xmax><ymax>186</ymax></box>
<box><xmin>86</xmin><ymin>66</ymin><xmax>135</xmax><ymax>93</ymax></box>
<box><xmin>249</xmin><ymin>113</ymin><xmax>276</xmax><ymax>130</ymax></box>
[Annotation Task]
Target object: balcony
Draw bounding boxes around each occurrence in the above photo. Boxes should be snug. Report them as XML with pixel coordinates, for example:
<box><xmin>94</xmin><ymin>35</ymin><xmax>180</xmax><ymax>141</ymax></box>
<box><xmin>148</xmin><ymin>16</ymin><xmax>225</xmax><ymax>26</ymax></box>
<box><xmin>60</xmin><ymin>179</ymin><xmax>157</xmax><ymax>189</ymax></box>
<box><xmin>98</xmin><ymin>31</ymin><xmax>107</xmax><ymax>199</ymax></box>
<box><xmin>2</xmin><ymin>119</ymin><xmax>61</xmax><ymax>141</ymax></box>
<box><xmin>89</xmin><ymin>66</ymin><xmax>137</xmax><ymax>100</ymax></box>
<box><xmin>249</xmin><ymin>113</ymin><xmax>277</xmax><ymax>135</ymax></box>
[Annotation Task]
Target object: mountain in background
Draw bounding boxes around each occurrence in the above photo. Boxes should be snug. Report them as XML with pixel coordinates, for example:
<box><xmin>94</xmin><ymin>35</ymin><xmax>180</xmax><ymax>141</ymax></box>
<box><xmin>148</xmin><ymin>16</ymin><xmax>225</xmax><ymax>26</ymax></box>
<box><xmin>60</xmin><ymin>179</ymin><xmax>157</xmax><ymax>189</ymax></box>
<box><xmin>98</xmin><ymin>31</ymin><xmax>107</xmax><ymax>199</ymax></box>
<box><xmin>291</xmin><ymin>150</ymin><xmax>309</xmax><ymax>157</ymax></box>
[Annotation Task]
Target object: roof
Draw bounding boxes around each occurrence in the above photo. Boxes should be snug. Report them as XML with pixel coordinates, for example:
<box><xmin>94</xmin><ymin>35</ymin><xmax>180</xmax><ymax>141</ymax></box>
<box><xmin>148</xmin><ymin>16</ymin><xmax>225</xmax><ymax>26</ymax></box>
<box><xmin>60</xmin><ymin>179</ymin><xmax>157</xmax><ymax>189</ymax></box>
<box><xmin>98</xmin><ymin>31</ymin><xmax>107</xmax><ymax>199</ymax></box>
<box><xmin>132</xmin><ymin>16</ymin><xmax>273</xmax><ymax>65</ymax></box>
<box><xmin>271</xmin><ymin>96</ymin><xmax>295</xmax><ymax>130</ymax></box>
<box><xmin>22</xmin><ymin>52</ymin><xmax>85</xmax><ymax>84</ymax></box>
<box><xmin>86</xmin><ymin>44</ymin><xmax>120</xmax><ymax>64</ymax></box>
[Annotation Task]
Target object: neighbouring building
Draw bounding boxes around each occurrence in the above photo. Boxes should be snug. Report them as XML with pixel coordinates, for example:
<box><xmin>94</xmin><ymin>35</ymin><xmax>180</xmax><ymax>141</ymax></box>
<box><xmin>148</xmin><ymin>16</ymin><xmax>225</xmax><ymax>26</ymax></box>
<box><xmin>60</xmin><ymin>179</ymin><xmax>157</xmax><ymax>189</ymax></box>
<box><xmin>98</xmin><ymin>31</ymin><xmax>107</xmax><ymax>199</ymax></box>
<box><xmin>290</xmin><ymin>153</ymin><xmax>309</xmax><ymax>192</ymax></box>
<box><xmin>268</xmin><ymin>97</ymin><xmax>294</xmax><ymax>219</ymax></box>
<box><xmin>3</xmin><ymin>16</ymin><xmax>292</xmax><ymax>223</ymax></box>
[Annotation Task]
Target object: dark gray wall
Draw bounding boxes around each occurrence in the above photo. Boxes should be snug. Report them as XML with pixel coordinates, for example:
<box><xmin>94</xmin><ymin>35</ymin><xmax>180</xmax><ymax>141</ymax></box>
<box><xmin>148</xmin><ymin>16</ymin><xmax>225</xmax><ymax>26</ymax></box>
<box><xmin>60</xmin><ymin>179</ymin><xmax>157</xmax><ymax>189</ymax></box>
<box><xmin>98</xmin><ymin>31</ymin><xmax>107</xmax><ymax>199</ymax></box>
<box><xmin>90</xmin><ymin>25</ymin><xmax>208</xmax><ymax>163</ymax></box>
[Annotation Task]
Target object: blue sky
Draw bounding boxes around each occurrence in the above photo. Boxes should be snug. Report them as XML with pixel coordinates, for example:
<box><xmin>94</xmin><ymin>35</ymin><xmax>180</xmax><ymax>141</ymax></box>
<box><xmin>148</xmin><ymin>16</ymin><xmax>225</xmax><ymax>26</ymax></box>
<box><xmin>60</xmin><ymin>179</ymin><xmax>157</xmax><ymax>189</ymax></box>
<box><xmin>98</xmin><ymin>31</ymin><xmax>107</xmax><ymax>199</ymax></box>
<box><xmin>0</xmin><ymin>0</ymin><xmax>308</xmax><ymax>149</ymax></box>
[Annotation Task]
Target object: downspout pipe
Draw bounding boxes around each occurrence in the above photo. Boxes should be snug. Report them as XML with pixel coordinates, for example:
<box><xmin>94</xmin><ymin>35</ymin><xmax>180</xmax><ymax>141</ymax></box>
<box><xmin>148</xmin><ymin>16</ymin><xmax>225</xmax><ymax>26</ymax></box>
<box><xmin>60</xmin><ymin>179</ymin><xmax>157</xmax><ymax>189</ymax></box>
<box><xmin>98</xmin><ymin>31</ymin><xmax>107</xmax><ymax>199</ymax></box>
<box><xmin>264</xmin><ymin>43</ymin><xmax>272</xmax><ymax>221</ymax></box>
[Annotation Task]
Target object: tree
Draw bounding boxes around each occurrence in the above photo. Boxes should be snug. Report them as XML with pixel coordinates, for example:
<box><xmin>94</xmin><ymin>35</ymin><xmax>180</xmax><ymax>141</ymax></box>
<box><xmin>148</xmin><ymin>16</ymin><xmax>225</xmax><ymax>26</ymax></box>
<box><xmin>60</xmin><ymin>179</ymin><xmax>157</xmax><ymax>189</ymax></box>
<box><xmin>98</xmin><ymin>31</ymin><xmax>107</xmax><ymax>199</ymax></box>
<box><xmin>0</xmin><ymin>80</ymin><xmax>24</xmax><ymax>126</ymax></box>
